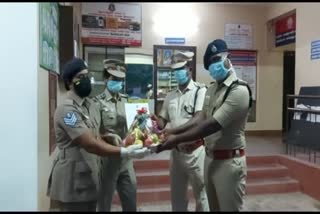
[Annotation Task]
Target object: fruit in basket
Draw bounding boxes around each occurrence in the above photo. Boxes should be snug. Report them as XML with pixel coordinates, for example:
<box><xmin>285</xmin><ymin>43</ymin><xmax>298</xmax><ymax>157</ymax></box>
<box><xmin>134</xmin><ymin>128</ymin><xmax>143</xmax><ymax>140</ymax></box>
<box><xmin>159</xmin><ymin>133</ymin><xmax>166</xmax><ymax>141</ymax></box>
<box><xmin>134</xmin><ymin>139</ymin><xmax>143</xmax><ymax>146</ymax></box>
<box><xmin>124</xmin><ymin>134</ymin><xmax>135</xmax><ymax>147</ymax></box>
<box><xmin>144</xmin><ymin>137</ymin><xmax>154</xmax><ymax>147</ymax></box>
<box><xmin>143</xmin><ymin>129</ymin><xmax>149</xmax><ymax>139</ymax></box>
<box><xmin>151</xmin><ymin>134</ymin><xmax>159</xmax><ymax>144</ymax></box>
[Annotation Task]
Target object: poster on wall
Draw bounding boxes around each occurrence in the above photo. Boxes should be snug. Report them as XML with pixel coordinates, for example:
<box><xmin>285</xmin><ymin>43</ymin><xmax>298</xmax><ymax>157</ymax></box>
<box><xmin>39</xmin><ymin>3</ymin><xmax>59</xmax><ymax>74</ymax></box>
<box><xmin>229</xmin><ymin>50</ymin><xmax>257</xmax><ymax>100</ymax></box>
<box><xmin>81</xmin><ymin>3</ymin><xmax>142</xmax><ymax>46</ymax></box>
<box><xmin>224</xmin><ymin>23</ymin><xmax>253</xmax><ymax>49</ymax></box>
<box><xmin>229</xmin><ymin>50</ymin><xmax>257</xmax><ymax>122</ymax></box>
<box><xmin>49</xmin><ymin>72</ymin><xmax>57</xmax><ymax>155</ymax></box>
<box><xmin>275</xmin><ymin>13</ymin><xmax>296</xmax><ymax>47</ymax></box>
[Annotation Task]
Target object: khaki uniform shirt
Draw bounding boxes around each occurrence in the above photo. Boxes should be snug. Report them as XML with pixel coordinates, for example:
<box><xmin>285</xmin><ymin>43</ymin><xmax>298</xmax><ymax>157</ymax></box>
<box><xmin>94</xmin><ymin>89</ymin><xmax>130</xmax><ymax>171</ymax></box>
<box><xmin>95</xmin><ymin>90</ymin><xmax>128</xmax><ymax>139</ymax></box>
<box><xmin>47</xmin><ymin>90</ymin><xmax>101</xmax><ymax>202</ymax></box>
<box><xmin>202</xmin><ymin>69</ymin><xmax>250</xmax><ymax>151</ymax></box>
<box><xmin>159</xmin><ymin>79</ymin><xmax>207</xmax><ymax>149</ymax></box>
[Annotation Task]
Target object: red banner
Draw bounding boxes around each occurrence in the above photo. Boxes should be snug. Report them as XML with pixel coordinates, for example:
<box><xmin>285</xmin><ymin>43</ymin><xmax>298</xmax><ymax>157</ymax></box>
<box><xmin>275</xmin><ymin>14</ymin><xmax>296</xmax><ymax>35</ymax></box>
<box><xmin>229</xmin><ymin>50</ymin><xmax>257</xmax><ymax>66</ymax></box>
<box><xmin>275</xmin><ymin>13</ymin><xmax>296</xmax><ymax>47</ymax></box>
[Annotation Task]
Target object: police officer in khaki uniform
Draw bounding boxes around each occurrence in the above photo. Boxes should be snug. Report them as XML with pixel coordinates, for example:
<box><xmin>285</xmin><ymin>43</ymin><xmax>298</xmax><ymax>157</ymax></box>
<box><xmin>146</xmin><ymin>83</ymin><xmax>153</xmax><ymax>99</ymax></box>
<box><xmin>47</xmin><ymin>58</ymin><xmax>150</xmax><ymax>212</ymax></box>
<box><xmin>156</xmin><ymin>39</ymin><xmax>251</xmax><ymax>211</ymax></box>
<box><xmin>152</xmin><ymin>51</ymin><xmax>209</xmax><ymax>211</ymax></box>
<box><xmin>95</xmin><ymin>59</ymin><xmax>137</xmax><ymax>212</ymax></box>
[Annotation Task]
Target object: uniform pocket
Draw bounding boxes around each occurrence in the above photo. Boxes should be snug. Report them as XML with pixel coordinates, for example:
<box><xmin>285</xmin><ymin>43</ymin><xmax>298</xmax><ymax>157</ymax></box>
<box><xmin>232</xmin><ymin>157</ymin><xmax>247</xmax><ymax>178</ymax></box>
<box><xmin>102</xmin><ymin>110</ymin><xmax>117</xmax><ymax>127</ymax></box>
<box><xmin>182</xmin><ymin>104</ymin><xmax>194</xmax><ymax>118</ymax></box>
<box><xmin>168</xmin><ymin>102</ymin><xmax>177</xmax><ymax>120</ymax></box>
<box><xmin>74</xmin><ymin>162</ymin><xmax>95</xmax><ymax>191</ymax></box>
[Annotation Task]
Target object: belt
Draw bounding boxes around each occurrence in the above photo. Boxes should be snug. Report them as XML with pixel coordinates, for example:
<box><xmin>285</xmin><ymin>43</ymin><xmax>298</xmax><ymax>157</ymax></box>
<box><xmin>59</xmin><ymin>146</ymin><xmax>85</xmax><ymax>161</ymax></box>
<box><xmin>176</xmin><ymin>139</ymin><xmax>204</xmax><ymax>153</ymax></box>
<box><xmin>206</xmin><ymin>148</ymin><xmax>245</xmax><ymax>160</ymax></box>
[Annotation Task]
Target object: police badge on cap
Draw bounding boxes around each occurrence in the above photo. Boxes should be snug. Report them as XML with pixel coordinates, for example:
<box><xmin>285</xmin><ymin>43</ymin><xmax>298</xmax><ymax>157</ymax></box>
<box><xmin>203</xmin><ymin>39</ymin><xmax>229</xmax><ymax>70</ymax></box>
<box><xmin>211</xmin><ymin>45</ymin><xmax>217</xmax><ymax>53</ymax></box>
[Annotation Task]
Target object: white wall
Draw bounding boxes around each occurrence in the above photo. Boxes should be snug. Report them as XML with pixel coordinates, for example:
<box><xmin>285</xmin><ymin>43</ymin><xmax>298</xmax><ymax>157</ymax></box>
<box><xmin>72</xmin><ymin>3</ymin><xmax>285</xmax><ymax>130</ymax></box>
<box><xmin>294</xmin><ymin>4</ymin><xmax>320</xmax><ymax>93</ymax></box>
<box><xmin>139</xmin><ymin>3</ymin><xmax>283</xmax><ymax>130</ymax></box>
<box><xmin>267</xmin><ymin>3</ymin><xmax>320</xmax><ymax>94</ymax></box>
<box><xmin>37</xmin><ymin>68</ymin><xmax>61</xmax><ymax>211</ymax></box>
<box><xmin>37</xmin><ymin>4</ymin><xmax>71</xmax><ymax>211</ymax></box>
<box><xmin>0</xmin><ymin>3</ymin><xmax>38</xmax><ymax>211</ymax></box>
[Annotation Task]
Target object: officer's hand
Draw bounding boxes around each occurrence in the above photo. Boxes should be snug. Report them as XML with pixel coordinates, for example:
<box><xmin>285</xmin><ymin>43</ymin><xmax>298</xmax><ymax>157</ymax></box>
<box><xmin>156</xmin><ymin>134</ymin><xmax>177</xmax><ymax>153</ymax></box>
<box><xmin>129</xmin><ymin>147</ymin><xmax>151</xmax><ymax>159</ymax></box>
<box><xmin>120</xmin><ymin>144</ymin><xmax>151</xmax><ymax>159</ymax></box>
<box><xmin>160</xmin><ymin>128</ymin><xmax>174</xmax><ymax>138</ymax></box>
<box><xmin>101</xmin><ymin>133</ymin><xmax>123</xmax><ymax>147</ymax></box>
<box><xmin>150</xmin><ymin>114</ymin><xmax>159</xmax><ymax>122</ymax></box>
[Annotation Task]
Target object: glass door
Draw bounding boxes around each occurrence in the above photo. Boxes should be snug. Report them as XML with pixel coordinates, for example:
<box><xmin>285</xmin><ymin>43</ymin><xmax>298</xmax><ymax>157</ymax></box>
<box><xmin>83</xmin><ymin>45</ymin><xmax>125</xmax><ymax>97</ymax></box>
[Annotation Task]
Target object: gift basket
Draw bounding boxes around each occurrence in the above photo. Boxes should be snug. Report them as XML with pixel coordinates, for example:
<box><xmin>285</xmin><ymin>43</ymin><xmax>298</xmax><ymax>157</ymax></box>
<box><xmin>123</xmin><ymin>107</ymin><xmax>164</xmax><ymax>148</ymax></box>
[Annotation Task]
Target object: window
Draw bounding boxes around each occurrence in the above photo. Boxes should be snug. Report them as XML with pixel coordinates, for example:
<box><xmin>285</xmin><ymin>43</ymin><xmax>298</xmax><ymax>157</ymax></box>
<box><xmin>83</xmin><ymin>45</ymin><xmax>125</xmax><ymax>97</ymax></box>
<box><xmin>125</xmin><ymin>53</ymin><xmax>154</xmax><ymax>100</ymax></box>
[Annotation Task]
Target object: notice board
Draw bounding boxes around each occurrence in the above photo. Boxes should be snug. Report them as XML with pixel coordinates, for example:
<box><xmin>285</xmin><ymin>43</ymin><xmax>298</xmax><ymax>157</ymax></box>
<box><xmin>81</xmin><ymin>3</ymin><xmax>142</xmax><ymax>46</ymax></box>
<box><xmin>229</xmin><ymin>50</ymin><xmax>257</xmax><ymax>122</ymax></box>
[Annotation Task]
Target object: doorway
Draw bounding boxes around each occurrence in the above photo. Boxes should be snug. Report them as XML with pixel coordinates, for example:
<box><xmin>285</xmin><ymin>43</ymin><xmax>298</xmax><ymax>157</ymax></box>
<box><xmin>282</xmin><ymin>51</ymin><xmax>295</xmax><ymax>132</ymax></box>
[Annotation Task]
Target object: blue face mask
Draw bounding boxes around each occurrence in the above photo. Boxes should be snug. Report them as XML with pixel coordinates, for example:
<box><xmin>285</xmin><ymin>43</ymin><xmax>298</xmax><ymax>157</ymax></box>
<box><xmin>107</xmin><ymin>80</ymin><xmax>123</xmax><ymax>93</ymax></box>
<box><xmin>174</xmin><ymin>69</ymin><xmax>189</xmax><ymax>85</ymax></box>
<box><xmin>208</xmin><ymin>60</ymin><xmax>229</xmax><ymax>81</ymax></box>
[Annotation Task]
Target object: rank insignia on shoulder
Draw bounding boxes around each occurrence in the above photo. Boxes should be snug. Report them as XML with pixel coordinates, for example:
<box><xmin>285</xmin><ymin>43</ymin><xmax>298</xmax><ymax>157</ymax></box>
<box><xmin>64</xmin><ymin>112</ymin><xmax>77</xmax><ymax>127</ymax></box>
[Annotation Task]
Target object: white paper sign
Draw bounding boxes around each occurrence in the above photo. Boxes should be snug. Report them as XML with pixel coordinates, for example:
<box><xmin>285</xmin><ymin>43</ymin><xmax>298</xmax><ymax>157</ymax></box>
<box><xmin>225</xmin><ymin>23</ymin><xmax>253</xmax><ymax>49</ymax></box>
<box><xmin>233</xmin><ymin>65</ymin><xmax>257</xmax><ymax>100</ymax></box>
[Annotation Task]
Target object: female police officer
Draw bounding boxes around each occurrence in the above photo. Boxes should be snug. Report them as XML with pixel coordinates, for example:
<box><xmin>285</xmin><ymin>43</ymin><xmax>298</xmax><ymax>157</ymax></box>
<box><xmin>47</xmin><ymin>58</ymin><xmax>150</xmax><ymax>211</ymax></box>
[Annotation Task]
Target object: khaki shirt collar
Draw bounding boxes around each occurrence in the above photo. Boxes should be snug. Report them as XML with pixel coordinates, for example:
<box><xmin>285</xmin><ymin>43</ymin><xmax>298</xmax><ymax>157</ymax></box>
<box><xmin>104</xmin><ymin>89</ymin><xmax>122</xmax><ymax>102</ymax></box>
<box><xmin>67</xmin><ymin>90</ymin><xmax>85</xmax><ymax>106</ymax></box>
<box><xmin>176</xmin><ymin>79</ymin><xmax>196</xmax><ymax>93</ymax></box>
<box><xmin>222</xmin><ymin>68</ymin><xmax>238</xmax><ymax>87</ymax></box>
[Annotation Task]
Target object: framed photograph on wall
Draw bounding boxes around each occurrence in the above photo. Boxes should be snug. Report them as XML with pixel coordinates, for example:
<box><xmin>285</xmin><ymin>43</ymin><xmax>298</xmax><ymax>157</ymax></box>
<box><xmin>162</xmin><ymin>49</ymin><xmax>173</xmax><ymax>65</ymax></box>
<box><xmin>39</xmin><ymin>3</ymin><xmax>59</xmax><ymax>74</ymax></box>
